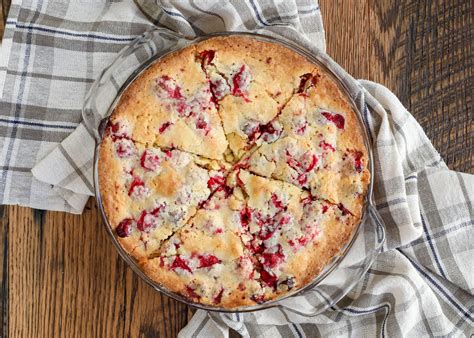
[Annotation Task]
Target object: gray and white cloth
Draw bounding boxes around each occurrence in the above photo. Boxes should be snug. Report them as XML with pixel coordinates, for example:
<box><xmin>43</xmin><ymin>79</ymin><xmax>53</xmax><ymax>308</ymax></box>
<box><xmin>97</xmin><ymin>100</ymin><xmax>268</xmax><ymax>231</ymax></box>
<box><xmin>0</xmin><ymin>0</ymin><xmax>472</xmax><ymax>337</ymax></box>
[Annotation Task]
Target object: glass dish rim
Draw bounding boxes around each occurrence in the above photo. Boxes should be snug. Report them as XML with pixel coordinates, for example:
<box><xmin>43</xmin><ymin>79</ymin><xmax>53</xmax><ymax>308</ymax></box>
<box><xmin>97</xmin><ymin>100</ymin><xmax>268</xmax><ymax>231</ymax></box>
<box><xmin>88</xmin><ymin>29</ymin><xmax>384</xmax><ymax>313</ymax></box>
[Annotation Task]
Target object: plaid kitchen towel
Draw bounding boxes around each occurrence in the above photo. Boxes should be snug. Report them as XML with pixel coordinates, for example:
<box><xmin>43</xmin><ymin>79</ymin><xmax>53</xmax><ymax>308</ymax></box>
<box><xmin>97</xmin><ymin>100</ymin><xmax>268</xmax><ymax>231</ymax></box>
<box><xmin>0</xmin><ymin>0</ymin><xmax>154</xmax><ymax>212</ymax></box>
<box><xmin>1</xmin><ymin>0</ymin><xmax>472</xmax><ymax>337</ymax></box>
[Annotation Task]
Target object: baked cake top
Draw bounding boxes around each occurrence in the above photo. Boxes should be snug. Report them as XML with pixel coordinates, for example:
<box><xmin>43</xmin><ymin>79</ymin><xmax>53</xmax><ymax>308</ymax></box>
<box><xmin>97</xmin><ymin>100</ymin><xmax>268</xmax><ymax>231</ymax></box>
<box><xmin>98</xmin><ymin>36</ymin><xmax>370</xmax><ymax>308</ymax></box>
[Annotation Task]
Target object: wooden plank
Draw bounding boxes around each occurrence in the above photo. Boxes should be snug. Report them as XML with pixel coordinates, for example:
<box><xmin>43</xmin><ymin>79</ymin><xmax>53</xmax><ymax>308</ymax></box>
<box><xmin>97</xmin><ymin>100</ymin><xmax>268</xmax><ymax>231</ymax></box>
<box><xmin>0</xmin><ymin>0</ymin><xmax>11</xmax><ymax>39</ymax></box>
<box><xmin>7</xmin><ymin>201</ymin><xmax>190</xmax><ymax>337</ymax></box>
<box><xmin>321</xmin><ymin>0</ymin><xmax>473</xmax><ymax>173</ymax></box>
<box><xmin>0</xmin><ymin>206</ymin><xmax>8</xmax><ymax>338</ymax></box>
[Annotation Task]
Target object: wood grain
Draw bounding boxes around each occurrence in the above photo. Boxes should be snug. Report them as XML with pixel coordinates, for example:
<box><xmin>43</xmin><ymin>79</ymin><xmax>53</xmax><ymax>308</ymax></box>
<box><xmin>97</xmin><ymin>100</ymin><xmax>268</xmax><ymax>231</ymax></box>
<box><xmin>7</xmin><ymin>201</ymin><xmax>191</xmax><ymax>338</ymax></box>
<box><xmin>321</xmin><ymin>0</ymin><xmax>473</xmax><ymax>173</ymax></box>
<box><xmin>0</xmin><ymin>0</ymin><xmax>472</xmax><ymax>337</ymax></box>
<box><xmin>0</xmin><ymin>0</ymin><xmax>10</xmax><ymax>39</ymax></box>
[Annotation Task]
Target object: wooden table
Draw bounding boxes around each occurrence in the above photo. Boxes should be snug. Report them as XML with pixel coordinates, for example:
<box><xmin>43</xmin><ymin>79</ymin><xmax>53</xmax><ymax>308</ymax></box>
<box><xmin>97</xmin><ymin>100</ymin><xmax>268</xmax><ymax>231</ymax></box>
<box><xmin>0</xmin><ymin>1</ymin><xmax>472</xmax><ymax>337</ymax></box>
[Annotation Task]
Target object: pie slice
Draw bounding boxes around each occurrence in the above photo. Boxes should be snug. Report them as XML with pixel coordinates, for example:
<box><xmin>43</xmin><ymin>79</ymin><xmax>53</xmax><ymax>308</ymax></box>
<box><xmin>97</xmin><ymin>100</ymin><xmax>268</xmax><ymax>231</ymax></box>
<box><xmin>233</xmin><ymin>170</ymin><xmax>358</xmax><ymax>302</ymax></box>
<box><xmin>245</xmin><ymin>70</ymin><xmax>370</xmax><ymax>217</ymax></box>
<box><xmin>141</xmin><ymin>187</ymin><xmax>263</xmax><ymax>307</ymax></box>
<box><xmin>195</xmin><ymin>37</ymin><xmax>316</xmax><ymax>160</ymax></box>
<box><xmin>99</xmin><ymin>133</ymin><xmax>229</xmax><ymax>260</ymax></box>
<box><xmin>109</xmin><ymin>45</ymin><xmax>228</xmax><ymax>160</ymax></box>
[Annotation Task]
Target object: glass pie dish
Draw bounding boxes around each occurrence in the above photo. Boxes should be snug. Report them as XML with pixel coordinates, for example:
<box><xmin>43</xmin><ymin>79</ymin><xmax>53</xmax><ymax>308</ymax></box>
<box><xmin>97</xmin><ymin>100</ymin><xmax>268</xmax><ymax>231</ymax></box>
<box><xmin>83</xmin><ymin>28</ymin><xmax>386</xmax><ymax>314</ymax></box>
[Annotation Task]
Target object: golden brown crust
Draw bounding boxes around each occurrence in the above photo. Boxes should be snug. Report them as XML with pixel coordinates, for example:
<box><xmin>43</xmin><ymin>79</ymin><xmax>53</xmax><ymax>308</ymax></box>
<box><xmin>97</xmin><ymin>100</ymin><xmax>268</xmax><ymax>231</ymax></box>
<box><xmin>98</xmin><ymin>35</ymin><xmax>370</xmax><ymax>308</ymax></box>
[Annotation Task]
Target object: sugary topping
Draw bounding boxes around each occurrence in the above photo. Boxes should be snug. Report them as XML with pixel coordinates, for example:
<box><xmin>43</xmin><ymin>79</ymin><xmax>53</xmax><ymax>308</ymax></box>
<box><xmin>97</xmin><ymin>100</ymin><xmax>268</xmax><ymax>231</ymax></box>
<box><xmin>156</xmin><ymin>75</ymin><xmax>183</xmax><ymax>100</ymax></box>
<box><xmin>114</xmin><ymin>139</ymin><xmax>136</xmax><ymax>158</ymax></box>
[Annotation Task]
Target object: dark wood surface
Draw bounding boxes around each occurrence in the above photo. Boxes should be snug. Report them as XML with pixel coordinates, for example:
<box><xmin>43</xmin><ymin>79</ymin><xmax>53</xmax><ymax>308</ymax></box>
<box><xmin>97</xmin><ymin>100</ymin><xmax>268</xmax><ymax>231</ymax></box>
<box><xmin>0</xmin><ymin>0</ymin><xmax>472</xmax><ymax>337</ymax></box>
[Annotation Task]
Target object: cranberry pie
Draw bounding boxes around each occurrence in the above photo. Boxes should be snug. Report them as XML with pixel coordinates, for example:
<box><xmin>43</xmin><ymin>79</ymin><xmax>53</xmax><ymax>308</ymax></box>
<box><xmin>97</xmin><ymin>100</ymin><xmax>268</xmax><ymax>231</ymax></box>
<box><xmin>98</xmin><ymin>36</ymin><xmax>370</xmax><ymax>308</ymax></box>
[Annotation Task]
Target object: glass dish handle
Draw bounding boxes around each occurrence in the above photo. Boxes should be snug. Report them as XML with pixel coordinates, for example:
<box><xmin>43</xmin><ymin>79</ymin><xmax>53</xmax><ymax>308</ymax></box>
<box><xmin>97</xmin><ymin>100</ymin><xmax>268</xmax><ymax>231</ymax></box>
<box><xmin>276</xmin><ymin>205</ymin><xmax>385</xmax><ymax>317</ymax></box>
<box><xmin>82</xmin><ymin>28</ymin><xmax>183</xmax><ymax>142</ymax></box>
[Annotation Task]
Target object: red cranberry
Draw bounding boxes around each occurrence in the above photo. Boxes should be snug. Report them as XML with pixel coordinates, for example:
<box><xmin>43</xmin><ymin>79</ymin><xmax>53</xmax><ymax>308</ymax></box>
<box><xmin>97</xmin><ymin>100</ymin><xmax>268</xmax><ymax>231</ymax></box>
<box><xmin>171</xmin><ymin>256</ymin><xmax>193</xmax><ymax>273</ymax></box>
<box><xmin>304</xmin><ymin>154</ymin><xmax>318</xmax><ymax>172</ymax></box>
<box><xmin>353</xmin><ymin>151</ymin><xmax>364</xmax><ymax>172</ymax></box>
<box><xmin>261</xmin><ymin>247</ymin><xmax>285</xmax><ymax>268</ymax></box>
<box><xmin>216</xmin><ymin>184</ymin><xmax>233</xmax><ymax>198</ymax></box>
<box><xmin>260</xmin><ymin>121</ymin><xmax>282</xmax><ymax>142</ymax></box>
<box><xmin>108</xmin><ymin>121</ymin><xmax>120</xmax><ymax>134</ymax></box>
<box><xmin>107</xmin><ymin>120</ymin><xmax>130</xmax><ymax>140</ymax></box>
<box><xmin>295</xmin><ymin>120</ymin><xmax>308</xmax><ymax>135</ymax></box>
<box><xmin>128</xmin><ymin>176</ymin><xmax>145</xmax><ymax>196</ymax></box>
<box><xmin>116</xmin><ymin>219</ymin><xmax>132</xmax><ymax>237</ymax></box>
<box><xmin>199</xmin><ymin>50</ymin><xmax>215</xmax><ymax>68</ymax></box>
<box><xmin>297</xmin><ymin>173</ymin><xmax>308</xmax><ymax>185</ymax></box>
<box><xmin>213</xmin><ymin>288</ymin><xmax>224</xmax><ymax>304</ymax></box>
<box><xmin>286</xmin><ymin>152</ymin><xmax>317</xmax><ymax>185</ymax></box>
<box><xmin>209</xmin><ymin>76</ymin><xmax>229</xmax><ymax>101</ymax></box>
<box><xmin>207</xmin><ymin>175</ymin><xmax>225</xmax><ymax>190</ymax></box>
<box><xmin>136</xmin><ymin>210</ymin><xmax>153</xmax><ymax>232</ymax></box>
<box><xmin>322</xmin><ymin>112</ymin><xmax>345</xmax><ymax>129</ymax></box>
<box><xmin>197</xmin><ymin>254</ymin><xmax>220</xmax><ymax>268</ymax></box>
<box><xmin>286</xmin><ymin>151</ymin><xmax>317</xmax><ymax>172</ymax></box>
<box><xmin>286</xmin><ymin>152</ymin><xmax>300</xmax><ymax>170</ymax></box>
<box><xmin>297</xmin><ymin>236</ymin><xmax>309</xmax><ymax>246</ymax></box>
<box><xmin>260</xmin><ymin>269</ymin><xmax>278</xmax><ymax>288</ymax></box>
<box><xmin>140</xmin><ymin>150</ymin><xmax>161</xmax><ymax>171</ymax></box>
<box><xmin>240</xmin><ymin>208</ymin><xmax>252</xmax><ymax>228</ymax></box>
<box><xmin>297</xmin><ymin>73</ymin><xmax>320</xmax><ymax>94</ymax></box>
<box><xmin>270</xmin><ymin>193</ymin><xmax>285</xmax><ymax>210</ymax></box>
<box><xmin>241</xmin><ymin>120</ymin><xmax>260</xmax><ymax>142</ymax></box>
<box><xmin>322</xmin><ymin>205</ymin><xmax>329</xmax><ymax>214</ymax></box>
<box><xmin>305</xmin><ymin>225</ymin><xmax>320</xmax><ymax>241</ymax></box>
<box><xmin>115</xmin><ymin>139</ymin><xmax>135</xmax><ymax>158</ymax></box>
<box><xmin>231</xmin><ymin>65</ymin><xmax>251</xmax><ymax>100</ymax></box>
<box><xmin>249</xmin><ymin>242</ymin><xmax>265</xmax><ymax>255</ymax></box>
<box><xmin>297</xmin><ymin>73</ymin><xmax>313</xmax><ymax>93</ymax></box>
<box><xmin>195</xmin><ymin>117</ymin><xmax>210</xmax><ymax>135</ymax></box>
<box><xmin>278</xmin><ymin>214</ymin><xmax>291</xmax><ymax>226</ymax></box>
<box><xmin>258</xmin><ymin>223</ymin><xmax>277</xmax><ymax>241</ymax></box>
<box><xmin>156</xmin><ymin>75</ymin><xmax>183</xmax><ymax>100</ymax></box>
<box><xmin>185</xmin><ymin>285</ymin><xmax>200</xmax><ymax>299</ymax></box>
<box><xmin>152</xmin><ymin>204</ymin><xmax>165</xmax><ymax>216</ymax></box>
<box><xmin>159</xmin><ymin>121</ymin><xmax>173</xmax><ymax>133</ymax></box>
<box><xmin>319</xmin><ymin>140</ymin><xmax>336</xmax><ymax>152</ymax></box>
<box><xmin>176</xmin><ymin>101</ymin><xmax>188</xmax><ymax>116</ymax></box>
<box><xmin>241</xmin><ymin>119</ymin><xmax>282</xmax><ymax>144</ymax></box>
